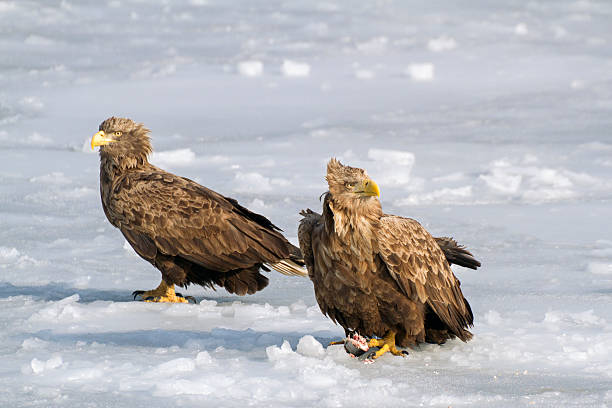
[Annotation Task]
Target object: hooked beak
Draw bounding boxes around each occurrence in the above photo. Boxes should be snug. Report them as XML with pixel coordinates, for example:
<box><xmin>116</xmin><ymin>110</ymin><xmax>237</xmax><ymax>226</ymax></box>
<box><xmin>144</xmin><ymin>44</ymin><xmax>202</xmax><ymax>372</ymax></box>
<box><xmin>91</xmin><ymin>131</ymin><xmax>116</xmax><ymax>150</ymax></box>
<box><xmin>354</xmin><ymin>178</ymin><xmax>380</xmax><ymax>197</ymax></box>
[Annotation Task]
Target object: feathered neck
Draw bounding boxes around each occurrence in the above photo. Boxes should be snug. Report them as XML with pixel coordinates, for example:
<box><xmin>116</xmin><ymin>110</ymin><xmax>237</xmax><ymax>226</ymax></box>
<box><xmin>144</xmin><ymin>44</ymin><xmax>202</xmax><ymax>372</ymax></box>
<box><xmin>99</xmin><ymin>129</ymin><xmax>152</xmax><ymax>177</ymax></box>
<box><xmin>322</xmin><ymin>192</ymin><xmax>382</xmax><ymax>241</ymax></box>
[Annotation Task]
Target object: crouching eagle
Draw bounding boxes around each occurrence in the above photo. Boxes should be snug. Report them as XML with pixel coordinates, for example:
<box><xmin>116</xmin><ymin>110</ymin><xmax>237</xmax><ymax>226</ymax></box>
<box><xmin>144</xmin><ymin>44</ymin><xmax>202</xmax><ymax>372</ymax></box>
<box><xmin>91</xmin><ymin>117</ymin><xmax>305</xmax><ymax>303</ymax></box>
<box><xmin>298</xmin><ymin>159</ymin><xmax>479</xmax><ymax>359</ymax></box>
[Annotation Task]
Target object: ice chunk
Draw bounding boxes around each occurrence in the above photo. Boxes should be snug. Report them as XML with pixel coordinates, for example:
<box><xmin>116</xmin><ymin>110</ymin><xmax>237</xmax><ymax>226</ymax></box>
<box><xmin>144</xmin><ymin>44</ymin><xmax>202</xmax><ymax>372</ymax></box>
<box><xmin>356</xmin><ymin>36</ymin><xmax>388</xmax><ymax>54</ymax></box>
<box><xmin>266</xmin><ymin>340</ymin><xmax>294</xmax><ymax>362</ymax></box>
<box><xmin>368</xmin><ymin>148</ymin><xmax>415</xmax><ymax>167</ymax></box>
<box><xmin>30</xmin><ymin>355</ymin><xmax>63</xmax><ymax>374</ymax></box>
<box><xmin>480</xmin><ymin>168</ymin><xmax>522</xmax><ymax>194</ymax></box>
<box><xmin>368</xmin><ymin>148</ymin><xmax>415</xmax><ymax>186</ymax></box>
<box><xmin>233</xmin><ymin>172</ymin><xmax>273</xmax><ymax>193</ymax></box>
<box><xmin>395</xmin><ymin>186</ymin><xmax>472</xmax><ymax>206</ymax></box>
<box><xmin>237</xmin><ymin>60</ymin><xmax>263</xmax><ymax>77</ymax></box>
<box><xmin>515</xmin><ymin>23</ymin><xmax>528</xmax><ymax>36</ymax></box>
<box><xmin>150</xmin><ymin>148</ymin><xmax>195</xmax><ymax>167</ymax></box>
<box><xmin>296</xmin><ymin>335</ymin><xmax>325</xmax><ymax>358</ymax></box>
<box><xmin>153</xmin><ymin>358</ymin><xmax>196</xmax><ymax>375</ymax></box>
<box><xmin>588</xmin><ymin>262</ymin><xmax>612</xmax><ymax>275</ymax></box>
<box><xmin>405</xmin><ymin>63</ymin><xmax>434</xmax><ymax>81</ymax></box>
<box><xmin>281</xmin><ymin>60</ymin><xmax>311</xmax><ymax>77</ymax></box>
<box><xmin>0</xmin><ymin>247</ymin><xmax>39</xmax><ymax>269</ymax></box>
<box><xmin>427</xmin><ymin>36</ymin><xmax>457</xmax><ymax>52</ymax></box>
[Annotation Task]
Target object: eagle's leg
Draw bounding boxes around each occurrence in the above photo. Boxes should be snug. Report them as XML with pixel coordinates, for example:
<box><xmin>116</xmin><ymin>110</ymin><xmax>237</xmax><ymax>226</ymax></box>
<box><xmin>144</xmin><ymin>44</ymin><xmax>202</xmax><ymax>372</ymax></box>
<box><xmin>132</xmin><ymin>280</ymin><xmax>192</xmax><ymax>303</ymax></box>
<box><xmin>368</xmin><ymin>331</ymin><xmax>408</xmax><ymax>359</ymax></box>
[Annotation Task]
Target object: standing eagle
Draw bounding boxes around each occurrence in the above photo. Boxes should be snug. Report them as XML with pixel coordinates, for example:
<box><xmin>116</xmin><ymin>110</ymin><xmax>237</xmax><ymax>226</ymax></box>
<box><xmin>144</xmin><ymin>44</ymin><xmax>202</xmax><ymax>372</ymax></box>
<box><xmin>91</xmin><ymin>117</ymin><xmax>305</xmax><ymax>303</ymax></box>
<box><xmin>298</xmin><ymin>159</ymin><xmax>479</xmax><ymax>359</ymax></box>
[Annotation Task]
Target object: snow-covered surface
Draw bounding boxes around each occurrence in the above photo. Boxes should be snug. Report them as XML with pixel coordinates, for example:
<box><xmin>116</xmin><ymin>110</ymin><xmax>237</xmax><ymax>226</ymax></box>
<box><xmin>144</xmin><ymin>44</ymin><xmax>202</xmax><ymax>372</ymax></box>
<box><xmin>1</xmin><ymin>0</ymin><xmax>612</xmax><ymax>406</ymax></box>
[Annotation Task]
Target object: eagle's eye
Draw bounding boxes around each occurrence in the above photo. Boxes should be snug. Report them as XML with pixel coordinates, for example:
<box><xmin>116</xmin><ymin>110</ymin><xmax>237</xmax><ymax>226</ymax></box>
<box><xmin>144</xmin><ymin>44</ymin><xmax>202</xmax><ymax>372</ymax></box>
<box><xmin>114</xmin><ymin>131</ymin><xmax>123</xmax><ymax>137</ymax></box>
<box><xmin>345</xmin><ymin>182</ymin><xmax>356</xmax><ymax>188</ymax></box>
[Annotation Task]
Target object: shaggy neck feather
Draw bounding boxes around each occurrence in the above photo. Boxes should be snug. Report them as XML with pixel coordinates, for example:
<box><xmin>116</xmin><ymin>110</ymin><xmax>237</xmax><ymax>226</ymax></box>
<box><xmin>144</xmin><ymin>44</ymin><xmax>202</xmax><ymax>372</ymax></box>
<box><xmin>323</xmin><ymin>193</ymin><xmax>382</xmax><ymax>272</ymax></box>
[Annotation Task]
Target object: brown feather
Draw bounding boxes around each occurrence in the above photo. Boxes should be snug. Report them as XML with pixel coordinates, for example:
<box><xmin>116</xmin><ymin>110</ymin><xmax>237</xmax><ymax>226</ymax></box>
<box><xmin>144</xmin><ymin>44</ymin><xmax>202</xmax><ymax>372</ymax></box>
<box><xmin>96</xmin><ymin>117</ymin><xmax>306</xmax><ymax>296</ymax></box>
<box><xmin>299</xmin><ymin>158</ymin><xmax>478</xmax><ymax>347</ymax></box>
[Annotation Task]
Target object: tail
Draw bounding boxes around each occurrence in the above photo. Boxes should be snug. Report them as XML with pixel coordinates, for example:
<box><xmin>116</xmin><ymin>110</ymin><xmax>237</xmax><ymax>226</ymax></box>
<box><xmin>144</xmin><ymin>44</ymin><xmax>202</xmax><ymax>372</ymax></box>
<box><xmin>435</xmin><ymin>237</ymin><xmax>481</xmax><ymax>270</ymax></box>
<box><xmin>268</xmin><ymin>243</ymin><xmax>308</xmax><ymax>277</ymax></box>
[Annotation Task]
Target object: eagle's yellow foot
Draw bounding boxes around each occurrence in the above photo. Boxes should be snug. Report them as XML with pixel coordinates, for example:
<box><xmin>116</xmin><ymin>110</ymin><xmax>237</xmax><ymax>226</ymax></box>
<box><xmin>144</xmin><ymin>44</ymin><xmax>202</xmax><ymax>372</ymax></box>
<box><xmin>368</xmin><ymin>332</ymin><xmax>408</xmax><ymax>359</ymax></box>
<box><xmin>132</xmin><ymin>280</ymin><xmax>196</xmax><ymax>303</ymax></box>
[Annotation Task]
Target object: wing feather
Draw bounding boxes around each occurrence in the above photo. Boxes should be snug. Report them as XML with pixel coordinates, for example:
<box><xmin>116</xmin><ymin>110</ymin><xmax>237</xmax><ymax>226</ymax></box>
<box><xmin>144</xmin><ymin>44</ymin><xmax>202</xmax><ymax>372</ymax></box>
<box><xmin>110</xmin><ymin>169</ymin><xmax>293</xmax><ymax>272</ymax></box>
<box><xmin>297</xmin><ymin>209</ymin><xmax>321</xmax><ymax>278</ymax></box>
<box><xmin>377</xmin><ymin>215</ymin><xmax>473</xmax><ymax>336</ymax></box>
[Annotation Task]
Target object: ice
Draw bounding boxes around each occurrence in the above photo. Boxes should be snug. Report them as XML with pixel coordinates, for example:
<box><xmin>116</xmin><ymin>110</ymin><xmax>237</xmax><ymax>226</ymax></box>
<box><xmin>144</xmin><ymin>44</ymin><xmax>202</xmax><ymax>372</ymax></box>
<box><xmin>237</xmin><ymin>60</ymin><xmax>264</xmax><ymax>77</ymax></box>
<box><xmin>296</xmin><ymin>335</ymin><xmax>326</xmax><ymax>358</ymax></box>
<box><xmin>515</xmin><ymin>23</ymin><xmax>529</xmax><ymax>36</ymax></box>
<box><xmin>281</xmin><ymin>60</ymin><xmax>311</xmax><ymax>77</ymax></box>
<box><xmin>354</xmin><ymin>69</ymin><xmax>375</xmax><ymax>80</ymax></box>
<box><xmin>356</xmin><ymin>36</ymin><xmax>388</xmax><ymax>54</ymax></box>
<box><xmin>29</xmin><ymin>172</ymin><xmax>72</xmax><ymax>185</ymax></box>
<box><xmin>395</xmin><ymin>186</ymin><xmax>473</xmax><ymax>206</ymax></box>
<box><xmin>232</xmin><ymin>172</ymin><xmax>274</xmax><ymax>193</ymax></box>
<box><xmin>150</xmin><ymin>148</ymin><xmax>196</xmax><ymax>167</ymax></box>
<box><xmin>368</xmin><ymin>148</ymin><xmax>415</xmax><ymax>186</ymax></box>
<box><xmin>29</xmin><ymin>355</ymin><xmax>63</xmax><ymax>374</ymax></box>
<box><xmin>405</xmin><ymin>63</ymin><xmax>435</xmax><ymax>81</ymax></box>
<box><xmin>427</xmin><ymin>36</ymin><xmax>457</xmax><ymax>52</ymax></box>
<box><xmin>0</xmin><ymin>247</ymin><xmax>39</xmax><ymax>269</ymax></box>
<box><xmin>588</xmin><ymin>262</ymin><xmax>612</xmax><ymax>275</ymax></box>
<box><xmin>2</xmin><ymin>0</ymin><xmax>612</xmax><ymax>407</ymax></box>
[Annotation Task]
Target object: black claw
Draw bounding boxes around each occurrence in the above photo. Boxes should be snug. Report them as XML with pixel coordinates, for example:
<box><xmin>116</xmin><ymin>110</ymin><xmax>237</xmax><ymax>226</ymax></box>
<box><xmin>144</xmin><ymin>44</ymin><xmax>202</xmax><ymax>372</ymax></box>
<box><xmin>144</xmin><ymin>296</ymin><xmax>156</xmax><ymax>301</ymax></box>
<box><xmin>175</xmin><ymin>292</ymin><xmax>183</xmax><ymax>297</ymax></box>
<box><xmin>132</xmin><ymin>290</ymin><xmax>144</xmax><ymax>300</ymax></box>
<box><xmin>401</xmin><ymin>350</ymin><xmax>409</xmax><ymax>356</ymax></box>
<box><xmin>184</xmin><ymin>296</ymin><xmax>197</xmax><ymax>304</ymax></box>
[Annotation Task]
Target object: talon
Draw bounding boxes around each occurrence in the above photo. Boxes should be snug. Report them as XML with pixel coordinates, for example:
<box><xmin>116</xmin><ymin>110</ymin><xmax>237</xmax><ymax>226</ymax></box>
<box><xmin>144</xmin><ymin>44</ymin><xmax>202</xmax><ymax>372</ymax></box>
<box><xmin>132</xmin><ymin>280</ymin><xmax>190</xmax><ymax>303</ymax></box>
<box><xmin>184</xmin><ymin>295</ymin><xmax>197</xmax><ymax>304</ymax></box>
<box><xmin>367</xmin><ymin>331</ymin><xmax>405</xmax><ymax>359</ymax></box>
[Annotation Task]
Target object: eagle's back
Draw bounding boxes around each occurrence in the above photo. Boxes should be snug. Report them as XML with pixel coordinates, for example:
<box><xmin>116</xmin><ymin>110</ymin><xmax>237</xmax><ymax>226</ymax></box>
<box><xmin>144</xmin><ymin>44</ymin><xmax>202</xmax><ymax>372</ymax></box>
<box><xmin>103</xmin><ymin>164</ymin><xmax>297</xmax><ymax>273</ymax></box>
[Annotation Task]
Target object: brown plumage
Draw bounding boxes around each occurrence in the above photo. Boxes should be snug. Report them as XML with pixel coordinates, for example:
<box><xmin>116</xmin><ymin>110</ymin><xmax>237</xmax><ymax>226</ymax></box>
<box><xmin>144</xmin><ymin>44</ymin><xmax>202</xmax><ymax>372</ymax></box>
<box><xmin>298</xmin><ymin>158</ymin><xmax>479</xmax><ymax>352</ymax></box>
<box><xmin>92</xmin><ymin>117</ymin><xmax>305</xmax><ymax>301</ymax></box>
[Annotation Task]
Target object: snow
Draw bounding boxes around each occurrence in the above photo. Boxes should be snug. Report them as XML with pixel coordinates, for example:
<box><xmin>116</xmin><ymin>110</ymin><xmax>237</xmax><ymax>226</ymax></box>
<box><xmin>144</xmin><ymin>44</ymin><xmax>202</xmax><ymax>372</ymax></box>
<box><xmin>237</xmin><ymin>60</ymin><xmax>264</xmax><ymax>77</ymax></box>
<box><xmin>150</xmin><ymin>148</ymin><xmax>196</xmax><ymax>167</ymax></box>
<box><xmin>515</xmin><ymin>23</ymin><xmax>529</xmax><ymax>36</ymax></box>
<box><xmin>281</xmin><ymin>60</ymin><xmax>311</xmax><ymax>77</ymax></box>
<box><xmin>427</xmin><ymin>36</ymin><xmax>457</xmax><ymax>52</ymax></box>
<box><xmin>405</xmin><ymin>63</ymin><xmax>435</xmax><ymax>81</ymax></box>
<box><xmin>1</xmin><ymin>0</ymin><xmax>612</xmax><ymax>407</ymax></box>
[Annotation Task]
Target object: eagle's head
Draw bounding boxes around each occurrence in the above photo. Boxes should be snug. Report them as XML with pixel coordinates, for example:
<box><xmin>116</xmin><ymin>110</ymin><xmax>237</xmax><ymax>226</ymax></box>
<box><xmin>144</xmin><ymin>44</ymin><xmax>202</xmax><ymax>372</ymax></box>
<box><xmin>91</xmin><ymin>117</ymin><xmax>152</xmax><ymax>168</ymax></box>
<box><xmin>325</xmin><ymin>158</ymin><xmax>380</xmax><ymax>200</ymax></box>
<box><xmin>324</xmin><ymin>158</ymin><xmax>382</xmax><ymax>241</ymax></box>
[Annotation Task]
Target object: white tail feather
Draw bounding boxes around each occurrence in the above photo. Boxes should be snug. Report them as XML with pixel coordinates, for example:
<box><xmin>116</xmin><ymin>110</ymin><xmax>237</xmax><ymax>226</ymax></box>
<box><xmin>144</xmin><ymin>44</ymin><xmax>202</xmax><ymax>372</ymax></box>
<box><xmin>268</xmin><ymin>260</ymin><xmax>308</xmax><ymax>277</ymax></box>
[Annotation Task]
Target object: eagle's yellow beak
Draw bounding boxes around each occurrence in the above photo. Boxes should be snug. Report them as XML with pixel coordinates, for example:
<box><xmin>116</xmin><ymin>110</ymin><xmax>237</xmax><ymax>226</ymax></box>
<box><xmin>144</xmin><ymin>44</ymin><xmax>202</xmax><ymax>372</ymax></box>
<box><xmin>354</xmin><ymin>179</ymin><xmax>380</xmax><ymax>197</ymax></box>
<box><xmin>91</xmin><ymin>131</ymin><xmax>116</xmax><ymax>150</ymax></box>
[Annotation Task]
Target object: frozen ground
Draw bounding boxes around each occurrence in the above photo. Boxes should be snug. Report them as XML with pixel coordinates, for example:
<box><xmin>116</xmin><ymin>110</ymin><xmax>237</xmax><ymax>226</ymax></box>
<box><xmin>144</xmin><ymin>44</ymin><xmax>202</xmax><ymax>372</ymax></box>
<box><xmin>1</xmin><ymin>0</ymin><xmax>612</xmax><ymax>406</ymax></box>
